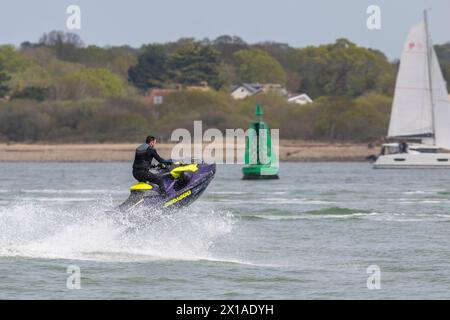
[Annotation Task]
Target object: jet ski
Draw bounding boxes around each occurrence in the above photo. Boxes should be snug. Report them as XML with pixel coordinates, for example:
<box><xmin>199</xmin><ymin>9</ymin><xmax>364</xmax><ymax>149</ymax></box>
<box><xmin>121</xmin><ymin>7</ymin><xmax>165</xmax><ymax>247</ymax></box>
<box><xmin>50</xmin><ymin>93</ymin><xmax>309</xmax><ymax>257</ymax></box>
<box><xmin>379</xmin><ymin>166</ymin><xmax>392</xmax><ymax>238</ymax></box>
<box><xmin>115</xmin><ymin>161</ymin><xmax>216</xmax><ymax>213</ymax></box>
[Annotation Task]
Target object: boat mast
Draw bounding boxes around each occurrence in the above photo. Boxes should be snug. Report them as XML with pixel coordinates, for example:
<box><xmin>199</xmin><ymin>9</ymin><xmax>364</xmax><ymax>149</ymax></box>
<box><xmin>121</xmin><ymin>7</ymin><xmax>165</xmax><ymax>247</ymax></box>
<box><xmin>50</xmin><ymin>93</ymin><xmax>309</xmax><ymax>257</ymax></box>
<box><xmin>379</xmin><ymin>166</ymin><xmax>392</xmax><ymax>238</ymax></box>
<box><xmin>424</xmin><ymin>10</ymin><xmax>436</xmax><ymax>144</ymax></box>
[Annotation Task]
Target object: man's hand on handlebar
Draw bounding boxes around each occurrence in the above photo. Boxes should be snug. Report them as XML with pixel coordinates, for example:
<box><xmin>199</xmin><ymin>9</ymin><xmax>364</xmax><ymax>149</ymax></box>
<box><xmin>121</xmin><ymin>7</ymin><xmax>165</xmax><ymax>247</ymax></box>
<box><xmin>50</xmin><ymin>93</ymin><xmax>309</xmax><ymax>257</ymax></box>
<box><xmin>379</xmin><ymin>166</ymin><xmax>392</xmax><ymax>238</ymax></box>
<box><xmin>150</xmin><ymin>160</ymin><xmax>174</xmax><ymax>170</ymax></box>
<box><xmin>160</xmin><ymin>161</ymin><xmax>173</xmax><ymax>169</ymax></box>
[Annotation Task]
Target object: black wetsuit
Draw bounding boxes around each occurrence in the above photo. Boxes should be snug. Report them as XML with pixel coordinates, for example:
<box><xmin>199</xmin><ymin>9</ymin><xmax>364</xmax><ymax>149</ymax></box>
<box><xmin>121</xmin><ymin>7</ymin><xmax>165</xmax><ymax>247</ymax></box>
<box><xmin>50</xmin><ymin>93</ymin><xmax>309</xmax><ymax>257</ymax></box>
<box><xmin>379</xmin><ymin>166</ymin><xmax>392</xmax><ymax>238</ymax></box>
<box><xmin>132</xmin><ymin>143</ymin><xmax>170</xmax><ymax>193</ymax></box>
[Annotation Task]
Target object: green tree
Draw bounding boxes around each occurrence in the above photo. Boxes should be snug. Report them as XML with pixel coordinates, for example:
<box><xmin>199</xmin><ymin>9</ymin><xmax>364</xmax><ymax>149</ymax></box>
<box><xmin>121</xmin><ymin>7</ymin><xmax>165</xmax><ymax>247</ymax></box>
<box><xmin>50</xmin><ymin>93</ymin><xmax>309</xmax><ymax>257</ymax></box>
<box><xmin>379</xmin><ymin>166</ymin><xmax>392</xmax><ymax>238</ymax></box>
<box><xmin>168</xmin><ymin>41</ymin><xmax>223</xmax><ymax>89</ymax></box>
<box><xmin>435</xmin><ymin>43</ymin><xmax>450</xmax><ymax>62</ymax></box>
<box><xmin>313</xmin><ymin>96</ymin><xmax>352</xmax><ymax>139</ymax></box>
<box><xmin>74</xmin><ymin>45</ymin><xmax>137</xmax><ymax>80</ymax></box>
<box><xmin>38</xmin><ymin>30</ymin><xmax>84</xmax><ymax>61</ymax></box>
<box><xmin>128</xmin><ymin>44</ymin><xmax>168</xmax><ymax>91</ymax></box>
<box><xmin>0</xmin><ymin>61</ymin><xmax>11</xmax><ymax>97</ymax></box>
<box><xmin>288</xmin><ymin>39</ymin><xmax>395</xmax><ymax>98</ymax></box>
<box><xmin>233</xmin><ymin>48</ymin><xmax>287</xmax><ymax>84</ymax></box>
<box><xmin>0</xmin><ymin>103</ymin><xmax>55</xmax><ymax>141</ymax></box>
<box><xmin>0</xmin><ymin>45</ymin><xmax>54</xmax><ymax>94</ymax></box>
<box><xmin>12</xmin><ymin>86</ymin><xmax>50</xmax><ymax>101</ymax></box>
<box><xmin>54</xmin><ymin>68</ymin><xmax>124</xmax><ymax>99</ymax></box>
<box><xmin>0</xmin><ymin>45</ymin><xmax>34</xmax><ymax>73</ymax></box>
<box><xmin>308</xmin><ymin>94</ymin><xmax>392</xmax><ymax>141</ymax></box>
<box><xmin>442</xmin><ymin>63</ymin><xmax>450</xmax><ymax>92</ymax></box>
<box><xmin>254</xmin><ymin>42</ymin><xmax>292</xmax><ymax>68</ymax></box>
<box><xmin>334</xmin><ymin>94</ymin><xmax>391</xmax><ymax>141</ymax></box>
<box><xmin>212</xmin><ymin>35</ymin><xmax>248</xmax><ymax>63</ymax></box>
<box><xmin>435</xmin><ymin>43</ymin><xmax>450</xmax><ymax>91</ymax></box>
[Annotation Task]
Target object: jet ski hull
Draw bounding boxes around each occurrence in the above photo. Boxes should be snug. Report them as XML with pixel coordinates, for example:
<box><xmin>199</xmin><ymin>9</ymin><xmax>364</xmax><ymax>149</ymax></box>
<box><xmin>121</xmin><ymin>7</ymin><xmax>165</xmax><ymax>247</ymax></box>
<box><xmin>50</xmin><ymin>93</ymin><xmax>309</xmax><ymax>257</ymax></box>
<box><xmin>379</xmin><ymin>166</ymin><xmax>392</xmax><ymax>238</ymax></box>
<box><xmin>116</xmin><ymin>163</ymin><xmax>216</xmax><ymax>213</ymax></box>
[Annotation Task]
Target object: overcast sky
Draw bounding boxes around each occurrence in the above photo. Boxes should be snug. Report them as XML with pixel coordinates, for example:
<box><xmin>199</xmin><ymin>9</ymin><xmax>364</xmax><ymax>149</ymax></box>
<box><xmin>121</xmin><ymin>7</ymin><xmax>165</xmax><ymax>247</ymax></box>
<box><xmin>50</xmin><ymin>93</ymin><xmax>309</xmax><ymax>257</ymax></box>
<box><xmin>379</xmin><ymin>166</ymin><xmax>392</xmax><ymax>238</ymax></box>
<box><xmin>0</xmin><ymin>0</ymin><xmax>449</xmax><ymax>60</ymax></box>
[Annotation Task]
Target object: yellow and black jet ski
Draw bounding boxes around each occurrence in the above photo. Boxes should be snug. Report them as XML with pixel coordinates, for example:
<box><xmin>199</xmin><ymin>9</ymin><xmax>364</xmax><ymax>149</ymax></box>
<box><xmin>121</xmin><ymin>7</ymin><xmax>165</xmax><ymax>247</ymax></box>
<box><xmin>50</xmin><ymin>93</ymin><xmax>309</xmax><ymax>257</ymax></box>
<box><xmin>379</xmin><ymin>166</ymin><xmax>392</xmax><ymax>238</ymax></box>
<box><xmin>116</xmin><ymin>161</ymin><xmax>216</xmax><ymax>213</ymax></box>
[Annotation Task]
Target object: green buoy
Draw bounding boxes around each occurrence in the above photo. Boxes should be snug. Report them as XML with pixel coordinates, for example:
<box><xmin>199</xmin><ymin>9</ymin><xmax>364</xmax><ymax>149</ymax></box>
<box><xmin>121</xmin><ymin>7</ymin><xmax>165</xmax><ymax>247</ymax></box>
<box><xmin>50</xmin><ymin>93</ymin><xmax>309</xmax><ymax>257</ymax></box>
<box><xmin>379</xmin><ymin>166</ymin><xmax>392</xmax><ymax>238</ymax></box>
<box><xmin>242</xmin><ymin>104</ymin><xmax>279</xmax><ymax>180</ymax></box>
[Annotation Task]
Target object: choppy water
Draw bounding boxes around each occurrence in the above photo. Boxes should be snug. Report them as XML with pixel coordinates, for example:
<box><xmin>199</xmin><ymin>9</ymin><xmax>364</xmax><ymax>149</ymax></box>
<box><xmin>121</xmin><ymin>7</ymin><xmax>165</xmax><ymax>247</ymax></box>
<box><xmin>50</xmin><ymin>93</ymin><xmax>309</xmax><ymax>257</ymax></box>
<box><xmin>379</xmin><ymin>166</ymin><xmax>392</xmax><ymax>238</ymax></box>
<box><xmin>1</xmin><ymin>162</ymin><xmax>450</xmax><ymax>299</ymax></box>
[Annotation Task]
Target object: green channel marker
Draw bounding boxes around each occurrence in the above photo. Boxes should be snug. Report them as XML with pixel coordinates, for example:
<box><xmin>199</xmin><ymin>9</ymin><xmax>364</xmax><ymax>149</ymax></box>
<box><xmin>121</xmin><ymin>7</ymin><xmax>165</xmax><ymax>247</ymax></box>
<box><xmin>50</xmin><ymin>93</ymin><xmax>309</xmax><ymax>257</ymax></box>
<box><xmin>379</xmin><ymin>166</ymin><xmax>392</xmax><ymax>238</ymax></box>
<box><xmin>242</xmin><ymin>104</ymin><xmax>279</xmax><ymax>180</ymax></box>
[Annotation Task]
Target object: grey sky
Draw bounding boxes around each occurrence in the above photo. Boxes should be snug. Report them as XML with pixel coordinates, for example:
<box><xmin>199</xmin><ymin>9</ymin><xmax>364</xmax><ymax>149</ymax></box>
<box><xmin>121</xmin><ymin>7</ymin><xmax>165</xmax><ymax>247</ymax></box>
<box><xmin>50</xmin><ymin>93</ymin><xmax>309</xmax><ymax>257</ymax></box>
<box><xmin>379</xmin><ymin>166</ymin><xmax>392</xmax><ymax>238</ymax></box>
<box><xmin>0</xmin><ymin>0</ymin><xmax>449</xmax><ymax>60</ymax></box>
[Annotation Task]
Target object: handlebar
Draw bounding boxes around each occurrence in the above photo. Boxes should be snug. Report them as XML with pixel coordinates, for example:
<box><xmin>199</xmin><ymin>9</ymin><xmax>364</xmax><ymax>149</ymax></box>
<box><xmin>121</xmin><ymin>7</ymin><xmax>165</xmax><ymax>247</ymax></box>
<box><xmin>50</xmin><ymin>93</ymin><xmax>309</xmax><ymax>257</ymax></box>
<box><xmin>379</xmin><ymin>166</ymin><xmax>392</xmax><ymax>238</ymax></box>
<box><xmin>151</xmin><ymin>161</ymin><xmax>176</xmax><ymax>170</ymax></box>
<box><xmin>151</xmin><ymin>159</ymin><xmax>198</xmax><ymax>170</ymax></box>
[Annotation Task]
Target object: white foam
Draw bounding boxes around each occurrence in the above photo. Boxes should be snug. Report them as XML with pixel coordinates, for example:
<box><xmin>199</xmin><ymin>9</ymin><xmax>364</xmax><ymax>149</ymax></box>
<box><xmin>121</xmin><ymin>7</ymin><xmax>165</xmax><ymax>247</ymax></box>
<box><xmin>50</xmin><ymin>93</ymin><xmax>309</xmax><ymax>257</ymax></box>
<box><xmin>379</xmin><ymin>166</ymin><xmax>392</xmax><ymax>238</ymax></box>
<box><xmin>250</xmin><ymin>212</ymin><xmax>379</xmax><ymax>221</ymax></box>
<box><xmin>402</xmin><ymin>191</ymin><xmax>427</xmax><ymax>195</ymax></box>
<box><xmin>20</xmin><ymin>189</ymin><xmax>125</xmax><ymax>195</ymax></box>
<box><xmin>0</xmin><ymin>201</ymin><xmax>237</xmax><ymax>263</ymax></box>
<box><xmin>210</xmin><ymin>191</ymin><xmax>246</xmax><ymax>195</ymax></box>
<box><xmin>15</xmin><ymin>197</ymin><xmax>99</xmax><ymax>202</ymax></box>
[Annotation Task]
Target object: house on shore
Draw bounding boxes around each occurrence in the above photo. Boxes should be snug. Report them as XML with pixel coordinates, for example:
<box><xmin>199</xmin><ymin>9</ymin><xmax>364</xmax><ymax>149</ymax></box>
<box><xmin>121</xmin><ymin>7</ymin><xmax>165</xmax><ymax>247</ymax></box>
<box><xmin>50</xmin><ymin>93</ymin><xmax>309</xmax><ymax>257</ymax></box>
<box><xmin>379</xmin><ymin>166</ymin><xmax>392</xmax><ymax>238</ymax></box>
<box><xmin>230</xmin><ymin>83</ymin><xmax>312</xmax><ymax>105</ymax></box>
<box><xmin>144</xmin><ymin>88</ymin><xmax>177</xmax><ymax>105</ymax></box>
<box><xmin>230</xmin><ymin>83</ymin><xmax>263</xmax><ymax>99</ymax></box>
<box><xmin>287</xmin><ymin>93</ymin><xmax>313</xmax><ymax>105</ymax></box>
<box><xmin>230</xmin><ymin>83</ymin><xmax>288</xmax><ymax>100</ymax></box>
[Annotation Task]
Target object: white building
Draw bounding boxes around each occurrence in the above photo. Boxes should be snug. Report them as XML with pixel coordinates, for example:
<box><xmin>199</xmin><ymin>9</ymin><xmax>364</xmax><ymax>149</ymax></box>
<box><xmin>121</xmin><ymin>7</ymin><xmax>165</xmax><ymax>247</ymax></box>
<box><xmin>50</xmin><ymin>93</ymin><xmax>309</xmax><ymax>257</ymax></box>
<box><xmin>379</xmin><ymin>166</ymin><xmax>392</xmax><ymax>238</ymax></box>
<box><xmin>287</xmin><ymin>93</ymin><xmax>313</xmax><ymax>105</ymax></box>
<box><xmin>230</xmin><ymin>84</ymin><xmax>263</xmax><ymax>100</ymax></box>
<box><xmin>230</xmin><ymin>83</ymin><xmax>288</xmax><ymax>100</ymax></box>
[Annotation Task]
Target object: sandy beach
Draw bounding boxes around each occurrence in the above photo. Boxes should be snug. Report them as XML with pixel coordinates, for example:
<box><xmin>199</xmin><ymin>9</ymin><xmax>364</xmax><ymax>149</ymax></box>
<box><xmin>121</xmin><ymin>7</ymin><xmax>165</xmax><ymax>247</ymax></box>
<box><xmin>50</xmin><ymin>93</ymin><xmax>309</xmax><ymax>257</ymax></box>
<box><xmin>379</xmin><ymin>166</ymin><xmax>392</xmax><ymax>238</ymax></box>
<box><xmin>0</xmin><ymin>140</ymin><xmax>374</xmax><ymax>162</ymax></box>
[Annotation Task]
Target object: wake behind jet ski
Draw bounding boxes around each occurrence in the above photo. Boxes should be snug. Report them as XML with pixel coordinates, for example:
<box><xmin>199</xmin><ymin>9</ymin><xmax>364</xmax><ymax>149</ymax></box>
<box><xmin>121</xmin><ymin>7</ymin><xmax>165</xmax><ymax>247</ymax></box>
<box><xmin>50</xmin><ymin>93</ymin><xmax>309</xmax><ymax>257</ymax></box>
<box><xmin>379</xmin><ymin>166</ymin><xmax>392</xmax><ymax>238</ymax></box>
<box><xmin>116</xmin><ymin>161</ymin><xmax>216</xmax><ymax>213</ymax></box>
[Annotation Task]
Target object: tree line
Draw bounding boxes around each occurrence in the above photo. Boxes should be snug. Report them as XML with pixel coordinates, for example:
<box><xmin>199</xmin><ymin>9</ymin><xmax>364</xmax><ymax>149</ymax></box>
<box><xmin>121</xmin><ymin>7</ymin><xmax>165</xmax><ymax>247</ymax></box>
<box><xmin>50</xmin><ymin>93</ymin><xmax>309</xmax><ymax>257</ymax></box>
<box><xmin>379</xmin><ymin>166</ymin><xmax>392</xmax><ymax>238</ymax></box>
<box><xmin>0</xmin><ymin>31</ymin><xmax>449</xmax><ymax>143</ymax></box>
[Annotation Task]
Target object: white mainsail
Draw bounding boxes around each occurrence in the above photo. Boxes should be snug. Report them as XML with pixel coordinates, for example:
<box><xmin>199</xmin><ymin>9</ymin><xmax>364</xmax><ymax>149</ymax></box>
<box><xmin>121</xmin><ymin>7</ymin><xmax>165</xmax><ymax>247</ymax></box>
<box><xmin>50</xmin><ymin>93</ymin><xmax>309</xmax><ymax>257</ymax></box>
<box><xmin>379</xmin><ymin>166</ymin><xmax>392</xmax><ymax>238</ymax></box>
<box><xmin>388</xmin><ymin>21</ymin><xmax>433</xmax><ymax>138</ymax></box>
<box><xmin>388</xmin><ymin>16</ymin><xmax>450</xmax><ymax>149</ymax></box>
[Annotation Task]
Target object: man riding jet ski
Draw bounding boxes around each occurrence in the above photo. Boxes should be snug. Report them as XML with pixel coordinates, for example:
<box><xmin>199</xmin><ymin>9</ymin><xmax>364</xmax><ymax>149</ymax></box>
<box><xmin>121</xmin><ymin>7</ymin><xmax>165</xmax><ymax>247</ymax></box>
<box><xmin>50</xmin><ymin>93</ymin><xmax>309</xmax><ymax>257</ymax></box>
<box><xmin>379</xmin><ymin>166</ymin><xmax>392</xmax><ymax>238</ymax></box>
<box><xmin>116</xmin><ymin>136</ymin><xmax>216</xmax><ymax>212</ymax></box>
<box><xmin>132</xmin><ymin>136</ymin><xmax>172</xmax><ymax>194</ymax></box>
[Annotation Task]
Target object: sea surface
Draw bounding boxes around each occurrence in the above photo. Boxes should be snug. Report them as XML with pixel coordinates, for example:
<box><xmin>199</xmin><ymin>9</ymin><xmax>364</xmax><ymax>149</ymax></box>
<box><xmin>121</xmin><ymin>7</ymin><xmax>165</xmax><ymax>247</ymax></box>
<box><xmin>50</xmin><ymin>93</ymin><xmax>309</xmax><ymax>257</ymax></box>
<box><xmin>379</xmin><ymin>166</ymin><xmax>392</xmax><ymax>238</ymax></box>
<box><xmin>0</xmin><ymin>162</ymin><xmax>450</xmax><ymax>299</ymax></box>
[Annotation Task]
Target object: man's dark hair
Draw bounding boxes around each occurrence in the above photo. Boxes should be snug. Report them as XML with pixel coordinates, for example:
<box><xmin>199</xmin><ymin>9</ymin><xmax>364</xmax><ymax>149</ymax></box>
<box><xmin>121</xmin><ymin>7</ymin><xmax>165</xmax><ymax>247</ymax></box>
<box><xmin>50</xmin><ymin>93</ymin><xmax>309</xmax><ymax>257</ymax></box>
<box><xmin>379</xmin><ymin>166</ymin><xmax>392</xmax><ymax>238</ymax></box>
<box><xmin>146</xmin><ymin>136</ymin><xmax>156</xmax><ymax>144</ymax></box>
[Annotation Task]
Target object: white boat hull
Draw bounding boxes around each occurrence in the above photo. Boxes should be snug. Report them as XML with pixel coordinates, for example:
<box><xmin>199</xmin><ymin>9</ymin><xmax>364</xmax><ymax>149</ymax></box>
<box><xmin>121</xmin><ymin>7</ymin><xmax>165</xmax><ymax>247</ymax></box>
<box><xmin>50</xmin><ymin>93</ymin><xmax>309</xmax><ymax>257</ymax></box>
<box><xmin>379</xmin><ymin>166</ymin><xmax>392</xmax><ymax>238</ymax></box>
<box><xmin>374</xmin><ymin>153</ymin><xmax>450</xmax><ymax>169</ymax></box>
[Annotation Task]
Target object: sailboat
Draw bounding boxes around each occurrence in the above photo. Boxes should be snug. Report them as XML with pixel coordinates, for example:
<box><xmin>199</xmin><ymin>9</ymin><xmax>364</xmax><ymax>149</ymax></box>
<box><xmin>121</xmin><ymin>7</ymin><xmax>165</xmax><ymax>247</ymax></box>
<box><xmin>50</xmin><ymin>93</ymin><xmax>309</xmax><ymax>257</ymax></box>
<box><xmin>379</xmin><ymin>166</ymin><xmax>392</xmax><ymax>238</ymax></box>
<box><xmin>374</xmin><ymin>11</ymin><xmax>450</xmax><ymax>169</ymax></box>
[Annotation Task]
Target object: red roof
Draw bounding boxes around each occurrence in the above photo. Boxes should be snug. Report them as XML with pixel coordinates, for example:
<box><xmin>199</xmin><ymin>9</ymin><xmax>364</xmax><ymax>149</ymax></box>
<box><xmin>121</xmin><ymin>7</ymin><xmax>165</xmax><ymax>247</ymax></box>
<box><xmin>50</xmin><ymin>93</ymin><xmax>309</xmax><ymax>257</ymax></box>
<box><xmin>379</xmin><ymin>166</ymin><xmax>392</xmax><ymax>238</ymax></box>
<box><xmin>144</xmin><ymin>89</ymin><xmax>177</xmax><ymax>104</ymax></box>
